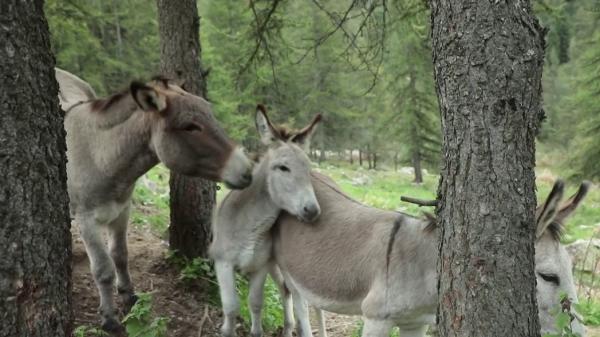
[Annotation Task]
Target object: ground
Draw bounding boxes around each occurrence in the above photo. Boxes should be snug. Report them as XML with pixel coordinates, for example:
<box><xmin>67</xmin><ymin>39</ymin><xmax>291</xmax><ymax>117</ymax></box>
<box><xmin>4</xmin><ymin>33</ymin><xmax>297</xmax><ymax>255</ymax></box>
<box><xmin>71</xmin><ymin>222</ymin><xmax>600</xmax><ymax>337</ymax></box>
<box><xmin>72</xmin><ymin>224</ymin><xmax>359</xmax><ymax>337</ymax></box>
<box><xmin>72</xmin><ymin>225</ymin><xmax>222</xmax><ymax>337</ymax></box>
<box><xmin>72</xmin><ymin>163</ymin><xmax>600</xmax><ymax>337</ymax></box>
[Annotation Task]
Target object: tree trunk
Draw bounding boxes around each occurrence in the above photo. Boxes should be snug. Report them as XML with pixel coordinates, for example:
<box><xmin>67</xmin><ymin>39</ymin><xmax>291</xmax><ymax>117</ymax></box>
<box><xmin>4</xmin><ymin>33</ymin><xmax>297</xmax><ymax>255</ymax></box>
<box><xmin>430</xmin><ymin>1</ymin><xmax>545</xmax><ymax>336</ymax></box>
<box><xmin>412</xmin><ymin>150</ymin><xmax>423</xmax><ymax>184</ymax></box>
<box><xmin>358</xmin><ymin>149</ymin><xmax>362</xmax><ymax>166</ymax></box>
<box><xmin>157</xmin><ymin>0</ymin><xmax>215</xmax><ymax>258</ymax></box>
<box><xmin>0</xmin><ymin>1</ymin><xmax>72</xmax><ymax>336</ymax></box>
<box><xmin>394</xmin><ymin>152</ymin><xmax>399</xmax><ymax>171</ymax></box>
<box><xmin>372</xmin><ymin>152</ymin><xmax>377</xmax><ymax>170</ymax></box>
<box><xmin>349</xmin><ymin>149</ymin><xmax>353</xmax><ymax>165</ymax></box>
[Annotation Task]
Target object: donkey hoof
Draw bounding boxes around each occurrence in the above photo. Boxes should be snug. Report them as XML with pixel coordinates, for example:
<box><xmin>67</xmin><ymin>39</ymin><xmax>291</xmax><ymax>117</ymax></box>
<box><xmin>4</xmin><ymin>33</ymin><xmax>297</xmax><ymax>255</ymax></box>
<box><xmin>123</xmin><ymin>293</ymin><xmax>139</xmax><ymax>314</ymax></box>
<box><xmin>101</xmin><ymin>317</ymin><xmax>124</xmax><ymax>333</ymax></box>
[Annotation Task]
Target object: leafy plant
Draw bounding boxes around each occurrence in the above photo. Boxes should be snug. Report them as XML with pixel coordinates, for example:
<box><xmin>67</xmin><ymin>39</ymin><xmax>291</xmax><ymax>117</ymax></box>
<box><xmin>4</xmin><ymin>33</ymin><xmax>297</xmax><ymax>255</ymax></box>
<box><xmin>73</xmin><ymin>325</ymin><xmax>107</xmax><ymax>337</ymax></box>
<box><xmin>575</xmin><ymin>299</ymin><xmax>600</xmax><ymax>326</ymax></box>
<box><xmin>122</xmin><ymin>292</ymin><xmax>169</xmax><ymax>337</ymax></box>
<box><xmin>543</xmin><ymin>293</ymin><xmax>584</xmax><ymax>337</ymax></box>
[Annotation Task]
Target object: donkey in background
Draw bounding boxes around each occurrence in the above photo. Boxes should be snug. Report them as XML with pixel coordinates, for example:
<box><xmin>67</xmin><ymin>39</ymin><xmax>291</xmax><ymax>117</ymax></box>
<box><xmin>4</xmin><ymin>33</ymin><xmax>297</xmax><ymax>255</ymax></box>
<box><xmin>56</xmin><ymin>68</ymin><xmax>254</xmax><ymax>332</ymax></box>
<box><xmin>210</xmin><ymin>105</ymin><xmax>325</xmax><ymax>337</ymax></box>
<box><xmin>273</xmin><ymin>176</ymin><xmax>589</xmax><ymax>337</ymax></box>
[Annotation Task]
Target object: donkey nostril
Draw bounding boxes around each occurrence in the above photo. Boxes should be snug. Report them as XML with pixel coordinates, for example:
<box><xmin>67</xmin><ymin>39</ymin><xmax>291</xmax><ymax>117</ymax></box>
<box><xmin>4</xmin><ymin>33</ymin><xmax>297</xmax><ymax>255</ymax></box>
<box><xmin>303</xmin><ymin>205</ymin><xmax>320</xmax><ymax>221</ymax></box>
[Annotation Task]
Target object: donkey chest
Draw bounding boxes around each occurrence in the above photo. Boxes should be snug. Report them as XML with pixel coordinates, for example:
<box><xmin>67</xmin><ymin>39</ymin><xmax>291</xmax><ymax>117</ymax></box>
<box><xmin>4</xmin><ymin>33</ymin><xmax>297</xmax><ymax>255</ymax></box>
<box><xmin>235</xmin><ymin>233</ymin><xmax>272</xmax><ymax>273</ymax></box>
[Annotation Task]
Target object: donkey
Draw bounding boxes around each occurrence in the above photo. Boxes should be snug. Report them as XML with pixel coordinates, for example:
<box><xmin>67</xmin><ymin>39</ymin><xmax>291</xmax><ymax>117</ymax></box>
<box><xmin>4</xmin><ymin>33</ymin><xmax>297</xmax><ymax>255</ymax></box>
<box><xmin>273</xmin><ymin>177</ymin><xmax>589</xmax><ymax>337</ymax></box>
<box><xmin>56</xmin><ymin>68</ymin><xmax>253</xmax><ymax>332</ymax></box>
<box><xmin>210</xmin><ymin>105</ymin><xmax>324</xmax><ymax>337</ymax></box>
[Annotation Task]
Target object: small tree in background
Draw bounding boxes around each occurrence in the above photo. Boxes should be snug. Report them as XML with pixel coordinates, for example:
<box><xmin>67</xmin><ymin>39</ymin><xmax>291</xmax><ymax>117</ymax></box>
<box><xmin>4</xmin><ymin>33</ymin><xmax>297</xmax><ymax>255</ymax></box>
<box><xmin>157</xmin><ymin>0</ymin><xmax>215</xmax><ymax>258</ymax></box>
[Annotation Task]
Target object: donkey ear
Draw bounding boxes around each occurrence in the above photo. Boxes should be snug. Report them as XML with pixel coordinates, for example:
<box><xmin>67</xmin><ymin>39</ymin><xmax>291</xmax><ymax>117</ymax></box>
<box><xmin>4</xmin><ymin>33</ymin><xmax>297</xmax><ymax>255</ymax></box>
<box><xmin>536</xmin><ymin>180</ymin><xmax>565</xmax><ymax>239</ymax></box>
<box><xmin>255</xmin><ymin>104</ymin><xmax>280</xmax><ymax>146</ymax></box>
<box><xmin>290</xmin><ymin>113</ymin><xmax>322</xmax><ymax>151</ymax></box>
<box><xmin>554</xmin><ymin>181</ymin><xmax>591</xmax><ymax>225</ymax></box>
<box><xmin>130</xmin><ymin>81</ymin><xmax>167</xmax><ymax>112</ymax></box>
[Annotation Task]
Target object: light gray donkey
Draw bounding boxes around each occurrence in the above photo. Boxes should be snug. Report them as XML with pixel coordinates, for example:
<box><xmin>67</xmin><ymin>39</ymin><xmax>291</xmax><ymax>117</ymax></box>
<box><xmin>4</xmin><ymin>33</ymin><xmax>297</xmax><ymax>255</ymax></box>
<box><xmin>210</xmin><ymin>105</ymin><xmax>324</xmax><ymax>337</ymax></box>
<box><xmin>56</xmin><ymin>68</ymin><xmax>253</xmax><ymax>332</ymax></box>
<box><xmin>273</xmin><ymin>176</ymin><xmax>589</xmax><ymax>337</ymax></box>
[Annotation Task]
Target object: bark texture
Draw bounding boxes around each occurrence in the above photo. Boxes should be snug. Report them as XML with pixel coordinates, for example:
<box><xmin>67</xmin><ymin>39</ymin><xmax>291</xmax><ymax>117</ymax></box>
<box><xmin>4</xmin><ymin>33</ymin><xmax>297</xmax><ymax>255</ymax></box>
<box><xmin>157</xmin><ymin>0</ymin><xmax>216</xmax><ymax>258</ymax></box>
<box><xmin>430</xmin><ymin>1</ymin><xmax>545</xmax><ymax>336</ymax></box>
<box><xmin>0</xmin><ymin>1</ymin><xmax>72</xmax><ymax>336</ymax></box>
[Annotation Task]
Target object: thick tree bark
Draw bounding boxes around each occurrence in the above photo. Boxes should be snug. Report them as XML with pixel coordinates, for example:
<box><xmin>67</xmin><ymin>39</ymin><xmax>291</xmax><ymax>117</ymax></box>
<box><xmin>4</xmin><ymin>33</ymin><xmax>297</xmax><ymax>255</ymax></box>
<box><xmin>430</xmin><ymin>1</ymin><xmax>546</xmax><ymax>336</ymax></box>
<box><xmin>0</xmin><ymin>1</ymin><xmax>72</xmax><ymax>336</ymax></box>
<box><xmin>157</xmin><ymin>0</ymin><xmax>215</xmax><ymax>258</ymax></box>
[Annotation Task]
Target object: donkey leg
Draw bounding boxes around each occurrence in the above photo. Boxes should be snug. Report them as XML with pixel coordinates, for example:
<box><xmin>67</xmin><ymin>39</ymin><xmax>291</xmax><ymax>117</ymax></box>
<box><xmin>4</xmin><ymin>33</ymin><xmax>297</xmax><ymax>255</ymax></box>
<box><xmin>268</xmin><ymin>265</ymin><xmax>294</xmax><ymax>337</ymax></box>
<box><xmin>79</xmin><ymin>217</ymin><xmax>122</xmax><ymax>332</ymax></box>
<box><xmin>315</xmin><ymin>308</ymin><xmax>328</xmax><ymax>337</ymax></box>
<box><xmin>361</xmin><ymin>318</ymin><xmax>393</xmax><ymax>337</ymax></box>
<box><xmin>108</xmin><ymin>205</ymin><xmax>137</xmax><ymax>314</ymax></box>
<box><xmin>248</xmin><ymin>267</ymin><xmax>269</xmax><ymax>337</ymax></box>
<box><xmin>215</xmin><ymin>261</ymin><xmax>239</xmax><ymax>337</ymax></box>
<box><xmin>290</xmin><ymin>288</ymin><xmax>313</xmax><ymax>337</ymax></box>
<box><xmin>398</xmin><ymin>325</ymin><xmax>428</xmax><ymax>337</ymax></box>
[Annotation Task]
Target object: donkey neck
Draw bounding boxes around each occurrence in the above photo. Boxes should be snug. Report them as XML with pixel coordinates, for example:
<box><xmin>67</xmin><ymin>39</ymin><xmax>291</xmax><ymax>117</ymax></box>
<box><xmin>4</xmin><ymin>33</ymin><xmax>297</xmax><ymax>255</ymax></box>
<box><xmin>228</xmin><ymin>153</ymin><xmax>281</xmax><ymax>231</ymax></box>
<box><xmin>66</xmin><ymin>99</ymin><xmax>159</xmax><ymax>204</ymax></box>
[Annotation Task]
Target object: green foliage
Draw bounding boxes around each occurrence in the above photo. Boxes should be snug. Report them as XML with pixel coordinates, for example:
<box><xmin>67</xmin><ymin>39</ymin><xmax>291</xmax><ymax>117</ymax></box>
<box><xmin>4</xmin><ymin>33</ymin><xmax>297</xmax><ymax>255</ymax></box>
<box><xmin>45</xmin><ymin>0</ymin><xmax>159</xmax><ymax>95</ymax></box>
<box><xmin>73</xmin><ymin>325</ymin><xmax>107</xmax><ymax>337</ymax></box>
<box><xmin>131</xmin><ymin>165</ymin><xmax>170</xmax><ymax>236</ymax></box>
<box><xmin>235</xmin><ymin>275</ymin><xmax>284</xmax><ymax>331</ymax></box>
<box><xmin>543</xmin><ymin>293</ymin><xmax>584</xmax><ymax>337</ymax></box>
<box><xmin>576</xmin><ymin>300</ymin><xmax>600</xmax><ymax>326</ymax></box>
<box><xmin>166</xmin><ymin>249</ymin><xmax>284</xmax><ymax>331</ymax></box>
<box><xmin>122</xmin><ymin>292</ymin><xmax>169</xmax><ymax>337</ymax></box>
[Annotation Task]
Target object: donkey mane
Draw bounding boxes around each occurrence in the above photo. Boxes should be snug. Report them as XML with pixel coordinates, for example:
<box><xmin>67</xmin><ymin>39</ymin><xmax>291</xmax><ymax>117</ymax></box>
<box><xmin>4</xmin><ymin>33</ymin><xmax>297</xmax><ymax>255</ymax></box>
<box><xmin>90</xmin><ymin>89</ymin><xmax>130</xmax><ymax>112</ymax></box>
<box><xmin>420</xmin><ymin>209</ymin><xmax>563</xmax><ymax>240</ymax></box>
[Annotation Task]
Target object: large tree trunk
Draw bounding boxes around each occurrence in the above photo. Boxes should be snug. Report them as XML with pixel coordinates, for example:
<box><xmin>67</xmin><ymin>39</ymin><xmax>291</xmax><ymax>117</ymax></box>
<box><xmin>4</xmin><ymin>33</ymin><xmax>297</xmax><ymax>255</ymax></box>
<box><xmin>157</xmin><ymin>0</ymin><xmax>215</xmax><ymax>258</ymax></box>
<box><xmin>430</xmin><ymin>1</ymin><xmax>545</xmax><ymax>336</ymax></box>
<box><xmin>0</xmin><ymin>1</ymin><xmax>72</xmax><ymax>336</ymax></box>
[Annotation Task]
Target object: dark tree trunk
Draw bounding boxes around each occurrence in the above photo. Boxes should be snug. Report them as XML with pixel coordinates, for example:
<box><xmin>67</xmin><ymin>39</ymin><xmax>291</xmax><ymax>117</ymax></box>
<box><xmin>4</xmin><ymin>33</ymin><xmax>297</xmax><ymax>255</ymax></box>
<box><xmin>430</xmin><ymin>1</ymin><xmax>545</xmax><ymax>336</ymax></box>
<box><xmin>318</xmin><ymin>146</ymin><xmax>326</xmax><ymax>164</ymax></box>
<box><xmin>359</xmin><ymin>149</ymin><xmax>363</xmax><ymax>166</ymax></box>
<box><xmin>157</xmin><ymin>0</ymin><xmax>215</xmax><ymax>258</ymax></box>
<box><xmin>393</xmin><ymin>152</ymin><xmax>399</xmax><ymax>171</ymax></box>
<box><xmin>412</xmin><ymin>150</ymin><xmax>423</xmax><ymax>184</ymax></box>
<box><xmin>349</xmin><ymin>149</ymin><xmax>353</xmax><ymax>165</ymax></box>
<box><xmin>0</xmin><ymin>1</ymin><xmax>72</xmax><ymax>336</ymax></box>
<box><xmin>372</xmin><ymin>152</ymin><xmax>377</xmax><ymax>170</ymax></box>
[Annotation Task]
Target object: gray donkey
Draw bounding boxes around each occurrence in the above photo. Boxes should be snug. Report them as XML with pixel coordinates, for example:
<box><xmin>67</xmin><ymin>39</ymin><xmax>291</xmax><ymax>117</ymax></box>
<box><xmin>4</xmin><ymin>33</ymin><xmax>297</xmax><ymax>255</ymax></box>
<box><xmin>273</xmin><ymin>176</ymin><xmax>589</xmax><ymax>337</ymax></box>
<box><xmin>56</xmin><ymin>68</ymin><xmax>253</xmax><ymax>332</ymax></box>
<box><xmin>210</xmin><ymin>105</ymin><xmax>324</xmax><ymax>337</ymax></box>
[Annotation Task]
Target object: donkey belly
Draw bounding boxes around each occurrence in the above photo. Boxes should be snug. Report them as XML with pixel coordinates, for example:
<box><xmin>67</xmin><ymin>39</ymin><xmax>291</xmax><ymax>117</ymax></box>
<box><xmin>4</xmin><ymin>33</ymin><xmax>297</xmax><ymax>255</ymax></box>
<box><xmin>283</xmin><ymin>271</ymin><xmax>363</xmax><ymax>315</ymax></box>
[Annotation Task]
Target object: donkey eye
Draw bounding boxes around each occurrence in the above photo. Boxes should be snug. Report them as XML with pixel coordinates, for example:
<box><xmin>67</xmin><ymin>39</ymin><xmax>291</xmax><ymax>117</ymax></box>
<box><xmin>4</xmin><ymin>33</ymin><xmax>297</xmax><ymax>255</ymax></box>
<box><xmin>182</xmin><ymin>123</ymin><xmax>202</xmax><ymax>132</ymax></box>
<box><xmin>276</xmin><ymin>165</ymin><xmax>290</xmax><ymax>172</ymax></box>
<box><xmin>538</xmin><ymin>272</ymin><xmax>560</xmax><ymax>286</ymax></box>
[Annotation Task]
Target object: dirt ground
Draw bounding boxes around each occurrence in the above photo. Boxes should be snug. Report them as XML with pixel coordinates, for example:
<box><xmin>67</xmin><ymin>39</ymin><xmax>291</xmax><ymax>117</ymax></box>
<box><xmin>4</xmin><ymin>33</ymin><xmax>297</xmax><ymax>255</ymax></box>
<box><xmin>72</xmin><ymin>226</ymin><xmax>358</xmax><ymax>337</ymax></box>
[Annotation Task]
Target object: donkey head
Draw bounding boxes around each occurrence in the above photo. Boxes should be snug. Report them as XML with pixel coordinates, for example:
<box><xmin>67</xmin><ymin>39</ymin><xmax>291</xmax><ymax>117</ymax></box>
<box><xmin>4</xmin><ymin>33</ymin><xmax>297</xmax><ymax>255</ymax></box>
<box><xmin>255</xmin><ymin>104</ymin><xmax>321</xmax><ymax>222</ymax></box>
<box><xmin>130</xmin><ymin>79</ymin><xmax>252</xmax><ymax>189</ymax></box>
<box><xmin>535</xmin><ymin>180</ymin><xmax>590</xmax><ymax>336</ymax></box>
